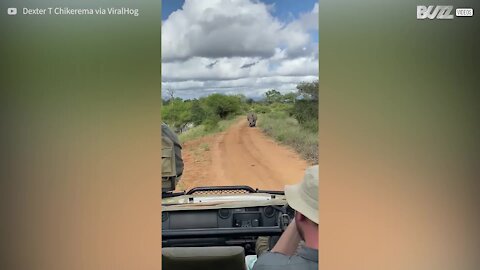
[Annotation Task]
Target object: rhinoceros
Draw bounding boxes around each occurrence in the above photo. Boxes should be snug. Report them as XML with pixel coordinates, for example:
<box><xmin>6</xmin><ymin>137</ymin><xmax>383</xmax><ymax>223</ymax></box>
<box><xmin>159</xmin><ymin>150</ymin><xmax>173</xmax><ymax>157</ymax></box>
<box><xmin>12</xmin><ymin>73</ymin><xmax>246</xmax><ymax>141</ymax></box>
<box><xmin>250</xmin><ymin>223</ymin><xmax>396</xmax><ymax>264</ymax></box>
<box><xmin>247</xmin><ymin>112</ymin><xmax>257</xmax><ymax>127</ymax></box>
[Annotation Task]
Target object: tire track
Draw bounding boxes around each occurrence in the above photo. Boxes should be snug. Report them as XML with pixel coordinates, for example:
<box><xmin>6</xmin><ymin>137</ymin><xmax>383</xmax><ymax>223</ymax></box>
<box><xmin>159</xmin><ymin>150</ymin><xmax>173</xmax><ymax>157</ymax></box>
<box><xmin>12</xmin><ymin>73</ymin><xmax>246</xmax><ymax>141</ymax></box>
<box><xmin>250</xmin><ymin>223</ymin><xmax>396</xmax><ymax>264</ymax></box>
<box><xmin>207</xmin><ymin>119</ymin><xmax>308</xmax><ymax>190</ymax></box>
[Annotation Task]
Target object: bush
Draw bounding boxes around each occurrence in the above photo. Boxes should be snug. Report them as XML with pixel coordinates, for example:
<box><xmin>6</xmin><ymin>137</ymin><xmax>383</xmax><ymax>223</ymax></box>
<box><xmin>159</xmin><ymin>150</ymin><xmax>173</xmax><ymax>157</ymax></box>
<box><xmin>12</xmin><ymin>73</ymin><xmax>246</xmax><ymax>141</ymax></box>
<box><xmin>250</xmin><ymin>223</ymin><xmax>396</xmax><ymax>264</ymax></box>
<box><xmin>205</xmin><ymin>94</ymin><xmax>242</xmax><ymax>119</ymax></box>
<box><xmin>292</xmin><ymin>99</ymin><xmax>318</xmax><ymax>130</ymax></box>
<box><xmin>253</xmin><ymin>105</ymin><xmax>271</xmax><ymax>114</ymax></box>
<box><xmin>302</xmin><ymin>120</ymin><xmax>319</xmax><ymax>133</ymax></box>
<box><xmin>190</xmin><ymin>100</ymin><xmax>206</xmax><ymax>126</ymax></box>
<box><xmin>203</xmin><ymin>115</ymin><xmax>220</xmax><ymax>131</ymax></box>
<box><xmin>179</xmin><ymin>117</ymin><xmax>240</xmax><ymax>143</ymax></box>
<box><xmin>266</xmin><ymin>110</ymin><xmax>287</xmax><ymax>120</ymax></box>
<box><xmin>258</xmin><ymin>112</ymin><xmax>318</xmax><ymax>164</ymax></box>
<box><xmin>162</xmin><ymin>99</ymin><xmax>192</xmax><ymax>131</ymax></box>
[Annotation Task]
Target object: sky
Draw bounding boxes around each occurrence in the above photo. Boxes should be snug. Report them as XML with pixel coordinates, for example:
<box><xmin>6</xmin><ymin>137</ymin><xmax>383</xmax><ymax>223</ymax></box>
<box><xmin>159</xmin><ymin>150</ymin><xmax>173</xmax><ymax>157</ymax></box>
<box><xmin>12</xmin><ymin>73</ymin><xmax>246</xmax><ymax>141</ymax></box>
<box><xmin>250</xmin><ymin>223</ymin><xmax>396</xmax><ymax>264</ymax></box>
<box><xmin>161</xmin><ymin>0</ymin><xmax>319</xmax><ymax>100</ymax></box>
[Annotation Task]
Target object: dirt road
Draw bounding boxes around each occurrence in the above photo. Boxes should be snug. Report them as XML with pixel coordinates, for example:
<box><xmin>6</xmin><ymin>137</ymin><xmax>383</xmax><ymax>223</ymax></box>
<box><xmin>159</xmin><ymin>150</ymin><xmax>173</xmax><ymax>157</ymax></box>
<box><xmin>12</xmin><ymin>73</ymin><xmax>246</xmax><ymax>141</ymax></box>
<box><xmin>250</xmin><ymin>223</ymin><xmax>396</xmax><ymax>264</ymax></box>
<box><xmin>178</xmin><ymin>119</ymin><xmax>309</xmax><ymax>191</ymax></box>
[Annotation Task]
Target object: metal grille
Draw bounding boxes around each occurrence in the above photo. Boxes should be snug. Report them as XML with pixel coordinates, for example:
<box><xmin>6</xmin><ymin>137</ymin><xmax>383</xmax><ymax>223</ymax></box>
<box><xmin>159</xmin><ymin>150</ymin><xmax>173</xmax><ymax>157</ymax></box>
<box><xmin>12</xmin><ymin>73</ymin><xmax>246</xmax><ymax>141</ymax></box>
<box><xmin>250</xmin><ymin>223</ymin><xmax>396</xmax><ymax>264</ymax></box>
<box><xmin>190</xmin><ymin>189</ymin><xmax>250</xmax><ymax>195</ymax></box>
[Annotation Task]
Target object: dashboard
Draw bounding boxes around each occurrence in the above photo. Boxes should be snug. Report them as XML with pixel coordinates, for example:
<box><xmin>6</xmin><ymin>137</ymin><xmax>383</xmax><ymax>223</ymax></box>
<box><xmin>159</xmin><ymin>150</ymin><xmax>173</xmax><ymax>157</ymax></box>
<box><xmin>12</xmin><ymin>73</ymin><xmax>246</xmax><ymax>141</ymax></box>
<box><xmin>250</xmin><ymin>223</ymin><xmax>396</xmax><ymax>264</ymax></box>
<box><xmin>162</xmin><ymin>205</ymin><xmax>293</xmax><ymax>254</ymax></box>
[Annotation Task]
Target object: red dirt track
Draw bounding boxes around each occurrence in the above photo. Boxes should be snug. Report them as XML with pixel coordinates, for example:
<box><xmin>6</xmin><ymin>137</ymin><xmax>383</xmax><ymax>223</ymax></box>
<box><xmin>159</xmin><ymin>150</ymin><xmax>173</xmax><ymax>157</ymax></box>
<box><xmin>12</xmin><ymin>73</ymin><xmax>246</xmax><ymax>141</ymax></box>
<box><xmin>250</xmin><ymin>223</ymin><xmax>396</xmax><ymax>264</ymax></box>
<box><xmin>177</xmin><ymin>119</ymin><xmax>308</xmax><ymax>191</ymax></box>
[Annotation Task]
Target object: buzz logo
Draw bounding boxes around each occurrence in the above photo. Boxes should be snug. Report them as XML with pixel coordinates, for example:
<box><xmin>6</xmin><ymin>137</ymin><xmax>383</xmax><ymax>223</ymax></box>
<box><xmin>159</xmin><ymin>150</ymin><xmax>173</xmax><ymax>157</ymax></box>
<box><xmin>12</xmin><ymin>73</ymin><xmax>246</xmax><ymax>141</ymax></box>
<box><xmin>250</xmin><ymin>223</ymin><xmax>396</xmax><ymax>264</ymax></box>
<box><xmin>417</xmin><ymin>5</ymin><xmax>454</xmax><ymax>19</ymax></box>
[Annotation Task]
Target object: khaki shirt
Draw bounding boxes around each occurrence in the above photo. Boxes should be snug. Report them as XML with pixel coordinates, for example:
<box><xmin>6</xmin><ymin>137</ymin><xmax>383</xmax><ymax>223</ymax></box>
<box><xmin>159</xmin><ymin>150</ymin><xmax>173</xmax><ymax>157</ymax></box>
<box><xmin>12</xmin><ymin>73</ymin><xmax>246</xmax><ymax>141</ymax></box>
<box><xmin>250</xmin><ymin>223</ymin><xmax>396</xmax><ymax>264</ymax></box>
<box><xmin>252</xmin><ymin>247</ymin><xmax>318</xmax><ymax>270</ymax></box>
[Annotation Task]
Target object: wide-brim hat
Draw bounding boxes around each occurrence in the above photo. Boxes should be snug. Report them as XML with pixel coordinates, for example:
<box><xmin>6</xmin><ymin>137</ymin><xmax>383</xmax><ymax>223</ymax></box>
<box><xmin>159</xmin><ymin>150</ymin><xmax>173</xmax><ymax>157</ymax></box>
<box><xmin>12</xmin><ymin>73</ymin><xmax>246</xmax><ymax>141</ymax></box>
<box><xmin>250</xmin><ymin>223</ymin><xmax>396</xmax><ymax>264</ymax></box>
<box><xmin>284</xmin><ymin>165</ymin><xmax>318</xmax><ymax>224</ymax></box>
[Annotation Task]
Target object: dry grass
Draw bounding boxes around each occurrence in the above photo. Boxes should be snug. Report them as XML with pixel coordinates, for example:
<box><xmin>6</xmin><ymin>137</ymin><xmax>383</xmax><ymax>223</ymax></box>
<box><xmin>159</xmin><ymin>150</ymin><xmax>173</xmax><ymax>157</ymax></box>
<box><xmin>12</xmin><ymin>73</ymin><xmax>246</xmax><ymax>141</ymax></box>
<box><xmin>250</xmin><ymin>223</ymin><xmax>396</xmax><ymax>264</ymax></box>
<box><xmin>258</xmin><ymin>111</ymin><xmax>318</xmax><ymax>164</ymax></box>
<box><xmin>179</xmin><ymin>117</ymin><xmax>239</xmax><ymax>143</ymax></box>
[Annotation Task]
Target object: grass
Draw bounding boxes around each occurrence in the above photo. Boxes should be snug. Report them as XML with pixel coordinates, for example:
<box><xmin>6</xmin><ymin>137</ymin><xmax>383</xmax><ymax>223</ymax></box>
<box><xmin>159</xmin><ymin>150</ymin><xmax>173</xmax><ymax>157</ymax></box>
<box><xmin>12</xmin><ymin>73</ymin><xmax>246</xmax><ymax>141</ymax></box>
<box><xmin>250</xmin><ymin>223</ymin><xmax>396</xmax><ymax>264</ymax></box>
<box><xmin>200</xmin><ymin>143</ymin><xmax>210</xmax><ymax>151</ymax></box>
<box><xmin>192</xmin><ymin>143</ymin><xmax>210</xmax><ymax>161</ymax></box>
<box><xmin>179</xmin><ymin>116</ymin><xmax>240</xmax><ymax>143</ymax></box>
<box><xmin>258</xmin><ymin>111</ymin><xmax>318</xmax><ymax>164</ymax></box>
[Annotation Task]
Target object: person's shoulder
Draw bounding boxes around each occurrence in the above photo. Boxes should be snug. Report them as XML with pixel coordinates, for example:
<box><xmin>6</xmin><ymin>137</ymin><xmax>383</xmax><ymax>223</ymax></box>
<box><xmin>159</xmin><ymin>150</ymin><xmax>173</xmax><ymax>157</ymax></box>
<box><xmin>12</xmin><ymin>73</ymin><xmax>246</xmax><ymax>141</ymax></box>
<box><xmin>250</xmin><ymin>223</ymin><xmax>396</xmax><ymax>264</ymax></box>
<box><xmin>252</xmin><ymin>252</ymin><xmax>316</xmax><ymax>270</ymax></box>
<box><xmin>251</xmin><ymin>252</ymin><xmax>289</xmax><ymax>270</ymax></box>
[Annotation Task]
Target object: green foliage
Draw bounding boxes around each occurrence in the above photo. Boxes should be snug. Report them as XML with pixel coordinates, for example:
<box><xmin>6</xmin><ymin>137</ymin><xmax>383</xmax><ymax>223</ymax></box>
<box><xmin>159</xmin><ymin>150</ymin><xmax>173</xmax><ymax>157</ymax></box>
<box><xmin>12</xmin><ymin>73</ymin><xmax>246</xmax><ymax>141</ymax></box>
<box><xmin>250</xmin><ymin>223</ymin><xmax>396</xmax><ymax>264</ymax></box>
<box><xmin>296</xmin><ymin>80</ymin><xmax>319</xmax><ymax>100</ymax></box>
<box><xmin>234</xmin><ymin>94</ymin><xmax>247</xmax><ymax>103</ymax></box>
<box><xmin>179</xmin><ymin>117</ymin><xmax>240</xmax><ymax>143</ymax></box>
<box><xmin>252</xmin><ymin>104</ymin><xmax>271</xmax><ymax>114</ymax></box>
<box><xmin>282</xmin><ymin>92</ymin><xmax>298</xmax><ymax>103</ymax></box>
<box><xmin>190</xmin><ymin>100</ymin><xmax>206</xmax><ymax>126</ymax></box>
<box><xmin>292</xmin><ymin>99</ymin><xmax>318</xmax><ymax>132</ymax></box>
<box><xmin>265</xmin><ymin>89</ymin><xmax>282</xmax><ymax>104</ymax></box>
<box><xmin>291</xmin><ymin>80</ymin><xmax>319</xmax><ymax>131</ymax></box>
<box><xmin>270</xmin><ymin>103</ymin><xmax>293</xmax><ymax>113</ymax></box>
<box><xmin>204</xmin><ymin>94</ymin><xmax>242</xmax><ymax>119</ymax></box>
<box><xmin>302</xmin><ymin>119</ymin><xmax>319</xmax><ymax>133</ymax></box>
<box><xmin>161</xmin><ymin>99</ymin><xmax>192</xmax><ymax>131</ymax></box>
<box><xmin>162</xmin><ymin>93</ymin><xmax>244</xmax><ymax>133</ymax></box>
<box><xmin>162</xmin><ymin>79</ymin><xmax>318</xmax><ymax>136</ymax></box>
<box><xmin>203</xmin><ymin>115</ymin><xmax>220</xmax><ymax>131</ymax></box>
<box><xmin>258</xmin><ymin>111</ymin><xmax>318</xmax><ymax>164</ymax></box>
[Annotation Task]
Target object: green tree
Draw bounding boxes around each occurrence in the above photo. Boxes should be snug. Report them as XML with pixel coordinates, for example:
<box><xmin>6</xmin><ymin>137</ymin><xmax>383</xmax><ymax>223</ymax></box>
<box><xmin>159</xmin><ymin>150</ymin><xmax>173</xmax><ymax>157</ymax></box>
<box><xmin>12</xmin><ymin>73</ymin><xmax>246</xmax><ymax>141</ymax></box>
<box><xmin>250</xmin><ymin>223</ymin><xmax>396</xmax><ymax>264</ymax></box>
<box><xmin>282</xmin><ymin>92</ymin><xmax>298</xmax><ymax>103</ymax></box>
<box><xmin>265</xmin><ymin>89</ymin><xmax>282</xmax><ymax>104</ymax></box>
<box><xmin>204</xmin><ymin>94</ymin><xmax>241</xmax><ymax>119</ymax></box>
<box><xmin>161</xmin><ymin>99</ymin><xmax>192</xmax><ymax>131</ymax></box>
<box><xmin>292</xmin><ymin>80</ymin><xmax>319</xmax><ymax>131</ymax></box>
<box><xmin>190</xmin><ymin>100</ymin><xmax>206</xmax><ymax>126</ymax></box>
<box><xmin>296</xmin><ymin>80</ymin><xmax>319</xmax><ymax>100</ymax></box>
<box><xmin>234</xmin><ymin>94</ymin><xmax>247</xmax><ymax>103</ymax></box>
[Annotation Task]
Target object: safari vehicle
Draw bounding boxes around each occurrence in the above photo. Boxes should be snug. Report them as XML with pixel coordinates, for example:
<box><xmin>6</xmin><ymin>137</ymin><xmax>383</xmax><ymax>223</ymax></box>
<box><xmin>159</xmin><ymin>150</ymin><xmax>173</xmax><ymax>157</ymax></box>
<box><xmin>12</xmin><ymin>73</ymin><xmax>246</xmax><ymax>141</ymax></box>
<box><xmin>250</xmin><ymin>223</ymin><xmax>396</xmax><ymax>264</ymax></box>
<box><xmin>162</xmin><ymin>186</ymin><xmax>294</xmax><ymax>270</ymax></box>
<box><xmin>162</xmin><ymin>123</ymin><xmax>294</xmax><ymax>270</ymax></box>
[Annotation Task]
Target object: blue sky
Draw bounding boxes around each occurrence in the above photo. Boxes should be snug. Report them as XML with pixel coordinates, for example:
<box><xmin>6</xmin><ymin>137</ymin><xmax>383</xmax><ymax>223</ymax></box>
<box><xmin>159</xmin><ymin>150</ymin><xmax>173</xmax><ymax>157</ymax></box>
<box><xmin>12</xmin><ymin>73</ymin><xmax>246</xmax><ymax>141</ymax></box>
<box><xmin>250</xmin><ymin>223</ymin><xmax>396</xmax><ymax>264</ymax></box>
<box><xmin>161</xmin><ymin>0</ymin><xmax>318</xmax><ymax>99</ymax></box>
<box><xmin>254</xmin><ymin>0</ymin><xmax>318</xmax><ymax>23</ymax></box>
<box><xmin>161</xmin><ymin>0</ymin><xmax>184</xmax><ymax>20</ymax></box>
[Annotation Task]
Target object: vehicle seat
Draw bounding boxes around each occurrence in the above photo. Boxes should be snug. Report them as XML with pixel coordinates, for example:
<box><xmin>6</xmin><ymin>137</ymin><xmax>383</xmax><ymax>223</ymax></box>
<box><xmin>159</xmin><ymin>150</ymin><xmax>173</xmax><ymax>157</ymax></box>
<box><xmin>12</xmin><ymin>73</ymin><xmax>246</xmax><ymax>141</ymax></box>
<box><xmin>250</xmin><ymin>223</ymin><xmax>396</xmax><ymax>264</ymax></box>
<box><xmin>162</xmin><ymin>246</ymin><xmax>246</xmax><ymax>270</ymax></box>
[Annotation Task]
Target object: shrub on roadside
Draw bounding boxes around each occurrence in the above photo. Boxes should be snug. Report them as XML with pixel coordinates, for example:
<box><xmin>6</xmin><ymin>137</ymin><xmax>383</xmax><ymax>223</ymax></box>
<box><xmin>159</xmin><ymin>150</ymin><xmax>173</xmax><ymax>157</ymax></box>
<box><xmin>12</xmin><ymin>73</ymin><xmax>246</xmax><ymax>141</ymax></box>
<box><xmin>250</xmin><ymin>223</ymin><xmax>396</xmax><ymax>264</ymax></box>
<box><xmin>258</xmin><ymin>111</ymin><xmax>318</xmax><ymax>164</ymax></box>
<box><xmin>179</xmin><ymin>117</ymin><xmax>240</xmax><ymax>143</ymax></box>
<box><xmin>253</xmin><ymin>105</ymin><xmax>271</xmax><ymax>114</ymax></box>
<box><xmin>203</xmin><ymin>115</ymin><xmax>220</xmax><ymax>131</ymax></box>
<box><xmin>292</xmin><ymin>100</ymin><xmax>318</xmax><ymax>129</ymax></box>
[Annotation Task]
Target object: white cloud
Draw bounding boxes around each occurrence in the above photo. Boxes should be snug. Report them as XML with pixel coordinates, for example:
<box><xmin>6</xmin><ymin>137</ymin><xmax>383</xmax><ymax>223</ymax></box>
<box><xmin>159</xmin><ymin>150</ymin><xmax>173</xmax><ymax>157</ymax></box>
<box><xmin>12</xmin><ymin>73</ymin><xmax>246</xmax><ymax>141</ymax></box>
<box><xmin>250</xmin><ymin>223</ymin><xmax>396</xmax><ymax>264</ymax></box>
<box><xmin>162</xmin><ymin>75</ymin><xmax>318</xmax><ymax>99</ymax></box>
<box><xmin>162</xmin><ymin>0</ymin><xmax>283</xmax><ymax>62</ymax></box>
<box><xmin>300</xmin><ymin>3</ymin><xmax>319</xmax><ymax>31</ymax></box>
<box><xmin>161</xmin><ymin>0</ymin><xmax>318</xmax><ymax>99</ymax></box>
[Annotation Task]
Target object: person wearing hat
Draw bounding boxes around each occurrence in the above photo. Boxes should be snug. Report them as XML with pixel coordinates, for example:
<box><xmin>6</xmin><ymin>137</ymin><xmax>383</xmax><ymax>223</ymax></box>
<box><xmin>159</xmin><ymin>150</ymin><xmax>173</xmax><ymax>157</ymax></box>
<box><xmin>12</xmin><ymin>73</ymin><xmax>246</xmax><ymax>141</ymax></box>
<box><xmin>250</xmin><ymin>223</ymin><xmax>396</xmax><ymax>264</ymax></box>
<box><xmin>251</xmin><ymin>165</ymin><xmax>318</xmax><ymax>270</ymax></box>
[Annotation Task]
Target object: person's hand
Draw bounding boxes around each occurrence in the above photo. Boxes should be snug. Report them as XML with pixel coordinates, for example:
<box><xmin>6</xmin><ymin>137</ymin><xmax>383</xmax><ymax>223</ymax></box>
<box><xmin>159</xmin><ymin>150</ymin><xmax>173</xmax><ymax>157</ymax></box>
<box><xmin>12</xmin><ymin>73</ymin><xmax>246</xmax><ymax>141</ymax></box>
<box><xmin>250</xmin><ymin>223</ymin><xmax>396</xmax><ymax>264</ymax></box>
<box><xmin>255</xmin><ymin>236</ymin><xmax>270</xmax><ymax>256</ymax></box>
